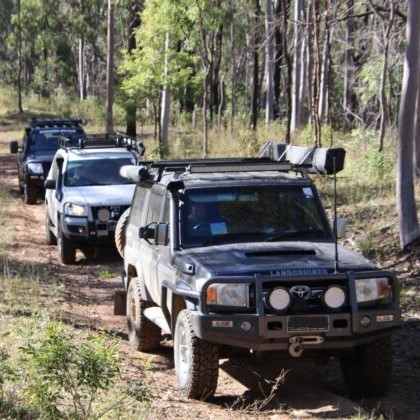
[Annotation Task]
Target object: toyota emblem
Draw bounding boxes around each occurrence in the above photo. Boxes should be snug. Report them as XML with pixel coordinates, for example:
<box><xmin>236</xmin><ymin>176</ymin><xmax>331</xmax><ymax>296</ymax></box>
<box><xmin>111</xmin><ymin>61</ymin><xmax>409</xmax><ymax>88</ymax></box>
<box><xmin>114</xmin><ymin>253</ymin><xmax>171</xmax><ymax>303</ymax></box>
<box><xmin>290</xmin><ymin>285</ymin><xmax>311</xmax><ymax>300</ymax></box>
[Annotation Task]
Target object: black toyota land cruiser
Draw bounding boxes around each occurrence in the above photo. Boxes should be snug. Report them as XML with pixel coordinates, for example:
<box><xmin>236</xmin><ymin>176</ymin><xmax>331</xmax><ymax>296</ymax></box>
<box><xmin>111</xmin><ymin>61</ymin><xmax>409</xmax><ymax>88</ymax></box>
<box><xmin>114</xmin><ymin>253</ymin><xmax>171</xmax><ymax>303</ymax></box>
<box><xmin>114</xmin><ymin>144</ymin><xmax>401</xmax><ymax>400</ymax></box>
<box><xmin>10</xmin><ymin>117</ymin><xmax>87</xmax><ymax>204</ymax></box>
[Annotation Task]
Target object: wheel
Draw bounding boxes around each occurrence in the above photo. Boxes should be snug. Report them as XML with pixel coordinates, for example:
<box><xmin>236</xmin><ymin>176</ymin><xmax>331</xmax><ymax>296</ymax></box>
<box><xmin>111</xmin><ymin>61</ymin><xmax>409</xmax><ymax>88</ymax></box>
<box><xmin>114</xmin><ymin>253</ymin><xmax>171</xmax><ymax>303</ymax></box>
<box><xmin>45</xmin><ymin>210</ymin><xmax>57</xmax><ymax>245</ymax></box>
<box><xmin>340</xmin><ymin>338</ymin><xmax>393</xmax><ymax>397</ymax></box>
<box><xmin>174</xmin><ymin>309</ymin><xmax>219</xmax><ymax>400</ymax></box>
<box><xmin>24</xmin><ymin>184</ymin><xmax>37</xmax><ymax>204</ymax></box>
<box><xmin>115</xmin><ymin>207</ymin><xmax>131</xmax><ymax>258</ymax></box>
<box><xmin>57</xmin><ymin>222</ymin><xmax>76</xmax><ymax>264</ymax></box>
<box><xmin>126</xmin><ymin>277</ymin><xmax>161</xmax><ymax>351</ymax></box>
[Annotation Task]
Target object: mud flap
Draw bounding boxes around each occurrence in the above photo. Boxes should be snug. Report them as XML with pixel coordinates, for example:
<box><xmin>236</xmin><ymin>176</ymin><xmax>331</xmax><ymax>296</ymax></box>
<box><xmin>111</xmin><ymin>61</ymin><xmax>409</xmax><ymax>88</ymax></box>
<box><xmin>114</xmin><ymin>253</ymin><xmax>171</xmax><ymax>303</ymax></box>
<box><xmin>114</xmin><ymin>288</ymin><xmax>127</xmax><ymax>315</ymax></box>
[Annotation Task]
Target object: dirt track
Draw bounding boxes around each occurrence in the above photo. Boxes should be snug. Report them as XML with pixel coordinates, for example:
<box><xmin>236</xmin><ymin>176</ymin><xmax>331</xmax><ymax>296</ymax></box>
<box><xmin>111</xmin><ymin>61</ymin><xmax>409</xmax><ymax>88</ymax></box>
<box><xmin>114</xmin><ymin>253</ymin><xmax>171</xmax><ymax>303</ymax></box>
<box><xmin>1</xmin><ymin>151</ymin><xmax>419</xmax><ymax>419</ymax></box>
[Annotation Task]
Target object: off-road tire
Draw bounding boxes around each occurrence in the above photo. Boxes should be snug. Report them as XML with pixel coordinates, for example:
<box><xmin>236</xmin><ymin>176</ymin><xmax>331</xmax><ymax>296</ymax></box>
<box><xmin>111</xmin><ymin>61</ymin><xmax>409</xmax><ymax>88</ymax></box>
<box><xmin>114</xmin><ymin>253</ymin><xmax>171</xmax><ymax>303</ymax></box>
<box><xmin>340</xmin><ymin>337</ymin><xmax>393</xmax><ymax>397</ymax></box>
<box><xmin>127</xmin><ymin>277</ymin><xmax>161</xmax><ymax>351</ymax></box>
<box><xmin>115</xmin><ymin>207</ymin><xmax>130</xmax><ymax>258</ymax></box>
<box><xmin>174</xmin><ymin>309</ymin><xmax>219</xmax><ymax>400</ymax></box>
<box><xmin>24</xmin><ymin>184</ymin><xmax>37</xmax><ymax>204</ymax></box>
<box><xmin>45</xmin><ymin>210</ymin><xmax>57</xmax><ymax>245</ymax></box>
<box><xmin>57</xmin><ymin>222</ymin><xmax>76</xmax><ymax>264</ymax></box>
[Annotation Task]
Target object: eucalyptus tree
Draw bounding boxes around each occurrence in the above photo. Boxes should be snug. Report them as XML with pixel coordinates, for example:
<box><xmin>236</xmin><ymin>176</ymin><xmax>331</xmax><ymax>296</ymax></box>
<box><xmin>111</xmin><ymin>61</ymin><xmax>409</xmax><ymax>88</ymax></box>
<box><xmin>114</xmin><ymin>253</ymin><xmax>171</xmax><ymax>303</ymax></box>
<box><xmin>397</xmin><ymin>0</ymin><xmax>420</xmax><ymax>248</ymax></box>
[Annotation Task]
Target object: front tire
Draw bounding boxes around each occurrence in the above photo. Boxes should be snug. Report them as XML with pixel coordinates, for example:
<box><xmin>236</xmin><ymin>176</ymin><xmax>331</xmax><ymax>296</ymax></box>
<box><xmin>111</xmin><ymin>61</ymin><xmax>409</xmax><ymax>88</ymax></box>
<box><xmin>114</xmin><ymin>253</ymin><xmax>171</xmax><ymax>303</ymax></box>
<box><xmin>57</xmin><ymin>222</ymin><xmax>76</xmax><ymax>264</ymax></box>
<box><xmin>45</xmin><ymin>210</ymin><xmax>57</xmax><ymax>245</ymax></box>
<box><xmin>24</xmin><ymin>184</ymin><xmax>37</xmax><ymax>204</ymax></box>
<box><xmin>126</xmin><ymin>277</ymin><xmax>161</xmax><ymax>351</ymax></box>
<box><xmin>340</xmin><ymin>338</ymin><xmax>393</xmax><ymax>397</ymax></box>
<box><xmin>174</xmin><ymin>310</ymin><xmax>219</xmax><ymax>400</ymax></box>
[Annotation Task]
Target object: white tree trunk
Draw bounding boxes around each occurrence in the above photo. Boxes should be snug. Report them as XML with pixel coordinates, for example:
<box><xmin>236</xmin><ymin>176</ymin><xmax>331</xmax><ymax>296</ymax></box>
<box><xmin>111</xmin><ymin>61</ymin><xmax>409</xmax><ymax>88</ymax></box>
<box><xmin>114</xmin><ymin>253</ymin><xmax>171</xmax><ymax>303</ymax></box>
<box><xmin>291</xmin><ymin>0</ymin><xmax>304</xmax><ymax>132</ymax></box>
<box><xmin>397</xmin><ymin>0</ymin><xmax>420</xmax><ymax>248</ymax></box>
<box><xmin>160</xmin><ymin>32</ymin><xmax>171</xmax><ymax>150</ymax></box>
<box><xmin>105</xmin><ymin>0</ymin><xmax>114</xmax><ymax>133</ymax></box>
<box><xmin>265</xmin><ymin>0</ymin><xmax>274</xmax><ymax>124</ymax></box>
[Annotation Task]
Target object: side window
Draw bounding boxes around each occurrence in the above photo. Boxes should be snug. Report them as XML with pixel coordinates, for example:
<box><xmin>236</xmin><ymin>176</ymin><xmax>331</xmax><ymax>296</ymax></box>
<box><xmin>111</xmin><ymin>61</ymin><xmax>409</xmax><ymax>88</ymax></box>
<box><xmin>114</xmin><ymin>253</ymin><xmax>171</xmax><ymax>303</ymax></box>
<box><xmin>130</xmin><ymin>186</ymin><xmax>149</xmax><ymax>227</ymax></box>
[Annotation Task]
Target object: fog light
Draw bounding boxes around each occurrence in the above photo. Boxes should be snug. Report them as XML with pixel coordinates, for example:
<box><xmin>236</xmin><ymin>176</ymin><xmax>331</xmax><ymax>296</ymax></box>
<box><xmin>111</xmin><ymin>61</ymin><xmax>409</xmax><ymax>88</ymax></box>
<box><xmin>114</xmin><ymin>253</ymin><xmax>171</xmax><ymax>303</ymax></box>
<box><xmin>377</xmin><ymin>315</ymin><xmax>394</xmax><ymax>322</ymax></box>
<box><xmin>268</xmin><ymin>288</ymin><xmax>291</xmax><ymax>311</ymax></box>
<box><xmin>240</xmin><ymin>321</ymin><xmax>252</xmax><ymax>331</ymax></box>
<box><xmin>324</xmin><ymin>286</ymin><xmax>346</xmax><ymax>309</ymax></box>
<box><xmin>97</xmin><ymin>208</ymin><xmax>110</xmax><ymax>222</ymax></box>
<box><xmin>77</xmin><ymin>226</ymin><xmax>86</xmax><ymax>234</ymax></box>
<box><xmin>360</xmin><ymin>316</ymin><xmax>371</xmax><ymax>327</ymax></box>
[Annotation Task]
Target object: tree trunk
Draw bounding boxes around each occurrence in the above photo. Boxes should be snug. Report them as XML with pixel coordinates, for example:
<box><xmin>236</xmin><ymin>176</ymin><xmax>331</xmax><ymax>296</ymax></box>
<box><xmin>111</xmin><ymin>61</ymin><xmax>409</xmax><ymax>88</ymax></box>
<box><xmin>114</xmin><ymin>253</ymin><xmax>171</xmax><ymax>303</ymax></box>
<box><xmin>280</xmin><ymin>0</ymin><xmax>292</xmax><ymax>143</ymax></box>
<box><xmin>105</xmin><ymin>0</ymin><xmax>114</xmax><ymax>133</ymax></box>
<box><xmin>250</xmin><ymin>0</ymin><xmax>261</xmax><ymax>130</ymax></box>
<box><xmin>343</xmin><ymin>0</ymin><xmax>355</xmax><ymax>127</ymax></box>
<box><xmin>160</xmin><ymin>32</ymin><xmax>170</xmax><ymax>150</ymax></box>
<box><xmin>78</xmin><ymin>37</ymin><xmax>86</xmax><ymax>100</ymax></box>
<box><xmin>126</xmin><ymin>0</ymin><xmax>142</xmax><ymax>137</ymax></box>
<box><xmin>17</xmin><ymin>0</ymin><xmax>23</xmax><ymax>113</ymax></box>
<box><xmin>396</xmin><ymin>0</ymin><xmax>420</xmax><ymax>248</ymax></box>
<box><xmin>291</xmin><ymin>0</ymin><xmax>304</xmax><ymax>132</ymax></box>
<box><xmin>265</xmin><ymin>0</ymin><xmax>274</xmax><ymax>124</ymax></box>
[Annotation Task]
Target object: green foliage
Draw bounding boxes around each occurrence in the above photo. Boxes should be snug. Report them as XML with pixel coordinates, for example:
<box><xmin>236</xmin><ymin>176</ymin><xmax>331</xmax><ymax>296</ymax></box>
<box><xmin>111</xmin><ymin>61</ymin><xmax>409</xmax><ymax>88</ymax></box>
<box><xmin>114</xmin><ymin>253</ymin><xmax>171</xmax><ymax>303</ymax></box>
<box><xmin>21</xmin><ymin>323</ymin><xmax>122</xmax><ymax>418</ymax></box>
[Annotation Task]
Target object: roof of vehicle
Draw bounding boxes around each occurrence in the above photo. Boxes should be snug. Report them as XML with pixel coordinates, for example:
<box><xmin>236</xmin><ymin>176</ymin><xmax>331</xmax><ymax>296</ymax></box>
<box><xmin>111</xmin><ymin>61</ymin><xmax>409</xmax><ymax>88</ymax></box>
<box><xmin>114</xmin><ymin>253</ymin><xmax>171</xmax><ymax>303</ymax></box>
<box><xmin>66</xmin><ymin>147</ymin><xmax>138</xmax><ymax>161</ymax></box>
<box><xmin>28</xmin><ymin>117</ymin><xmax>87</xmax><ymax>129</ymax></box>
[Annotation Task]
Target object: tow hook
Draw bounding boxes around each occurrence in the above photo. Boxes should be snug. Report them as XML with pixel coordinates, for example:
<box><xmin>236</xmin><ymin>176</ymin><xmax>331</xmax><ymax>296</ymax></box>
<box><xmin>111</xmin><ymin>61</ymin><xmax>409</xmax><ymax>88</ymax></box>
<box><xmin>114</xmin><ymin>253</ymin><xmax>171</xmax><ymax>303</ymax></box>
<box><xmin>288</xmin><ymin>336</ymin><xmax>324</xmax><ymax>358</ymax></box>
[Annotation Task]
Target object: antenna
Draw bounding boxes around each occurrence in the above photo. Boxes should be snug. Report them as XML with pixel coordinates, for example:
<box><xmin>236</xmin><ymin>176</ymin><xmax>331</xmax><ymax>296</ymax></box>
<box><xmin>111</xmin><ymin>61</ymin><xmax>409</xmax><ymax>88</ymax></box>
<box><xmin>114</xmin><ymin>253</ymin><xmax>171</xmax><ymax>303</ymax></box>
<box><xmin>333</xmin><ymin>157</ymin><xmax>339</xmax><ymax>273</ymax></box>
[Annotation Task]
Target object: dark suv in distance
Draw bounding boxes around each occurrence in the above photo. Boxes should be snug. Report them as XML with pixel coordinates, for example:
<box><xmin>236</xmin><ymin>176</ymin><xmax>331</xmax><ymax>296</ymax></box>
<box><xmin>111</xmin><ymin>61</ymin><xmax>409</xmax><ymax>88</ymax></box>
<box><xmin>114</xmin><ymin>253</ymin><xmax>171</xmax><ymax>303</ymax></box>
<box><xmin>10</xmin><ymin>117</ymin><xmax>87</xmax><ymax>204</ymax></box>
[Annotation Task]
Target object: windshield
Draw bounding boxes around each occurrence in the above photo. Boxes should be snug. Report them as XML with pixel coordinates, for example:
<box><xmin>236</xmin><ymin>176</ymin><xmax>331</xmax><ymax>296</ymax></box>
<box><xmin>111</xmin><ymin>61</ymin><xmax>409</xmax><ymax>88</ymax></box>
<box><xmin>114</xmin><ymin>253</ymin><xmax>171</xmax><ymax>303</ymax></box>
<box><xmin>64</xmin><ymin>157</ymin><xmax>136</xmax><ymax>186</ymax></box>
<box><xmin>30</xmin><ymin>129</ymin><xmax>84</xmax><ymax>152</ymax></box>
<box><xmin>181</xmin><ymin>185</ymin><xmax>331</xmax><ymax>247</ymax></box>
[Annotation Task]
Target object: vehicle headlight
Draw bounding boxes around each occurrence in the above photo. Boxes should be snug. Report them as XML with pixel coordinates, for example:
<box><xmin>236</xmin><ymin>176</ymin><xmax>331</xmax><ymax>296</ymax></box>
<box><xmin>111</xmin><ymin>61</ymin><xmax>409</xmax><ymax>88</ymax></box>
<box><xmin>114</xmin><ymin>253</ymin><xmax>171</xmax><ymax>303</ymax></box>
<box><xmin>64</xmin><ymin>202</ymin><xmax>88</xmax><ymax>217</ymax></box>
<box><xmin>356</xmin><ymin>278</ymin><xmax>391</xmax><ymax>303</ymax></box>
<box><xmin>206</xmin><ymin>283</ymin><xmax>249</xmax><ymax>307</ymax></box>
<box><xmin>27</xmin><ymin>163</ymin><xmax>43</xmax><ymax>174</ymax></box>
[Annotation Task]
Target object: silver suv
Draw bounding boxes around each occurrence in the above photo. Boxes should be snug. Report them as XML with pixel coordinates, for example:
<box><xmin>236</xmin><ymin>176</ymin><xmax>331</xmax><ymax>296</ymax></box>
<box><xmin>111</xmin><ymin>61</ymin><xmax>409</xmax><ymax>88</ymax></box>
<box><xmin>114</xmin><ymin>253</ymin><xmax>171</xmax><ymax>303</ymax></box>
<box><xmin>44</xmin><ymin>135</ymin><xmax>144</xmax><ymax>264</ymax></box>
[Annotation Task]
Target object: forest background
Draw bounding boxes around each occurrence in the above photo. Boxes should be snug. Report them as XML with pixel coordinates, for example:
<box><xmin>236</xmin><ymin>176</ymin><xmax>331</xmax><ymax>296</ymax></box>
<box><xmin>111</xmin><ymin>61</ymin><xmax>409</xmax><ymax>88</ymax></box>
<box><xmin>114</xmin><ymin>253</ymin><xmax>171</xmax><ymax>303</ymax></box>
<box><xmin>0</xmin><ymin>0</ymin><xmax>419</xmax><ymax>246</ymax></box>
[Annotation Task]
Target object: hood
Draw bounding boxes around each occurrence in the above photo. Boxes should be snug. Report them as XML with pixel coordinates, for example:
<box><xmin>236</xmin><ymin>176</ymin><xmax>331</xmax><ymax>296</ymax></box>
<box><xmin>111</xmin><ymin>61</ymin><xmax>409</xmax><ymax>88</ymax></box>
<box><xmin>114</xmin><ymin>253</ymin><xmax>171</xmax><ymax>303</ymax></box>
<box><xmin>27</xmin><ymin>151</ymin><xmax>57</xmax><ymax>163</ymax></box>
<box><xmin>63</xmin><ymin>184</ymin><xmax>135</xmax><ymax>206</ymax></box>
<box><xmin>177</xmin><ymin>242</ymin><xmax>376</xmax><ymax>277</ymax></box>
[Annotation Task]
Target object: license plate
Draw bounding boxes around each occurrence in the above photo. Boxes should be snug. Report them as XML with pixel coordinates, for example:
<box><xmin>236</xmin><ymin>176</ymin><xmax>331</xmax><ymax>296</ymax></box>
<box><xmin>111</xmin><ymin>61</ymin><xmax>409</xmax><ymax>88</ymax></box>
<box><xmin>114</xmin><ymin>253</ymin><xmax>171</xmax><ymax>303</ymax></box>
<box><xmin>287</xmin><ymin>315</ymin><xmax>329</xmax><ymax>332</ymax></box>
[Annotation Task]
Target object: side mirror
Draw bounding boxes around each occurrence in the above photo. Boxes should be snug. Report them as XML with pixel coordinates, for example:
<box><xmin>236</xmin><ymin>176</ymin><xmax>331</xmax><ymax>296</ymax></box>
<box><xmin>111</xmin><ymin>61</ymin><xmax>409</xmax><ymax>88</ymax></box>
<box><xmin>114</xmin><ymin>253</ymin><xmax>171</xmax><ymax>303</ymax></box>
<box><xmin>335</xmin><ymin>217</ymin><xmax>346</xmax><ymax>239</ymax></box>
<box><xmin>44</xmin><ymin>179</ymin><xmax>56</xmax><ymax>190</ymax></box>
<box><xmin>10</xmin><ymin>141</ymin><xmax>19</xmax><ymax>154</ymax></box>
<box><xmin>139</xmin><ymin>223</ymin><xmax>156</xmax><ymax>244</ymax></box>
<box><xmin>155</xmin><ymin>223</ymin><xmax>169</xmax><ymax>246</ymax></box>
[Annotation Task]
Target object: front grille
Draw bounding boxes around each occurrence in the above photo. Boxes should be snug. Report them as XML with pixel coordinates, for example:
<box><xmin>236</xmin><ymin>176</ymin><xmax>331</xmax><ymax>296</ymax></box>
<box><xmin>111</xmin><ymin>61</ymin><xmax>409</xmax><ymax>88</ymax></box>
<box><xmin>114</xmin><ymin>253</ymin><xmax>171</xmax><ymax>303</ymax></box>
<box><xmin>43</xmin><ymin>163</ymin><xmax>52</xmax><ymax>177</ymax></box>
<box><xmin>262</xmin><ymin>278</ymin><xmax>349</xmax><ymax>315</ymax></box>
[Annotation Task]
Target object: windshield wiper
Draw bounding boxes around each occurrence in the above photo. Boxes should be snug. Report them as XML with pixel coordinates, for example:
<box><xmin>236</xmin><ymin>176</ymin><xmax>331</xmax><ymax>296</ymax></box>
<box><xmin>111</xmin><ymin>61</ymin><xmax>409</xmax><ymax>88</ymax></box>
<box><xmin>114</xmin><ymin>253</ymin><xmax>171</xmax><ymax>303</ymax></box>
<box><xmin>265</xmin><ymin>229</ymin><xmax>326</xmax><ymax>241</ymax></box>
<box><xmin>203</xmin><ymin>231</ymin><xmax>267</xmax><ymax>246</ymax></box>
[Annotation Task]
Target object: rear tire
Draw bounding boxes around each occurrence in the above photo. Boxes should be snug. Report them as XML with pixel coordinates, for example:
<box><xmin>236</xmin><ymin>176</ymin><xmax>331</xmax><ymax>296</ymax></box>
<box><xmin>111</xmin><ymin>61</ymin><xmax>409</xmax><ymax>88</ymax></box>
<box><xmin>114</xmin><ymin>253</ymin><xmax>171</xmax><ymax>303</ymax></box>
<box><xmin>45</xmin><ymin>210</ymin><xmax>57</xmax><ymax>245</ymax></box>
<box><xmin>174</xmin><ymin>309</ymin><xmax>219</xmax><ymax>400</ymax></box>
<box><xmin>57</xmin><ymin>222</ymin><xmax>76</xmax><ymax>264</ymax></box>
<box><xmin>126</xmin><ymin>277</ymin><xmax>161</xmax><ymax>351</ymax></box>
<box><xmin>24</xmin><ymin>184</ymin><xmax>37</xmax><ymax>204</ymax></box>
<box><xmin>340</xmin><ymin>338</ymin><xmax>393</xmax><ymax>397</ymax></box>
<box><xmin>115</xmin><ymin>207</ymin><xmax>130</xmax><ymax>258</ymax></box>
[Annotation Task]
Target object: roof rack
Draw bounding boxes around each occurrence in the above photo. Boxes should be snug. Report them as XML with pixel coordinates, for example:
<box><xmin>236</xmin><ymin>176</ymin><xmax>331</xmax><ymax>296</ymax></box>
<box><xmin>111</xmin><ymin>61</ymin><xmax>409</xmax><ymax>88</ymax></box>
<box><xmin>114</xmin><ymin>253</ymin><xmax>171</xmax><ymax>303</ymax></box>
<box><xmin>120</xmin><ymin>157</ymin><xmax>311</xmax><ymax>184</ymax></box>
<box><xmin>30</xmin><ymin>117</ymin><xmax>87</xmax><ymax>127</ymax></box>
<box><xmin>58</xmin><ymin>133</ymin><xmax>145</xmax><ymax>156</ymax></box>
<box><xmin>258</xmin><ymin>141</ymin><xmax>346</xmax><ymax>175</ymax></box>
